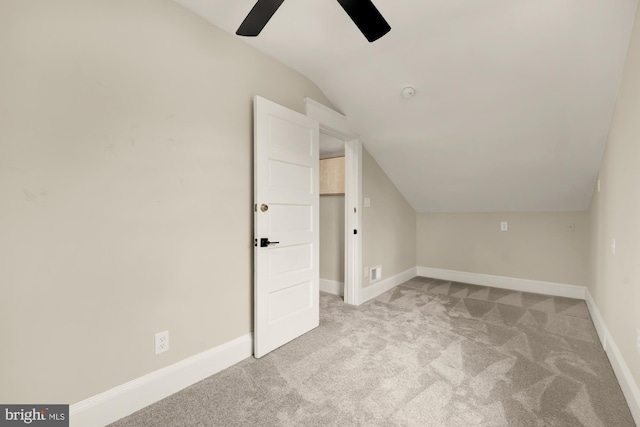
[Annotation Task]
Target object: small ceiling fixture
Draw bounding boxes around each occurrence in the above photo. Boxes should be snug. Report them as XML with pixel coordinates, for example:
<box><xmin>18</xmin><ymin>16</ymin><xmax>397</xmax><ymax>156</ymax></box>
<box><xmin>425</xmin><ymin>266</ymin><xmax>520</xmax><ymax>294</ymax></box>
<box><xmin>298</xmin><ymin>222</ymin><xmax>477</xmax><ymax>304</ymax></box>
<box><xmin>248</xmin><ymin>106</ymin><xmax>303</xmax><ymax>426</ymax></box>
<box><xmin>401</xmin><ymin>86</ymin><xmax>416</xmax><ymax>99</ymax></box>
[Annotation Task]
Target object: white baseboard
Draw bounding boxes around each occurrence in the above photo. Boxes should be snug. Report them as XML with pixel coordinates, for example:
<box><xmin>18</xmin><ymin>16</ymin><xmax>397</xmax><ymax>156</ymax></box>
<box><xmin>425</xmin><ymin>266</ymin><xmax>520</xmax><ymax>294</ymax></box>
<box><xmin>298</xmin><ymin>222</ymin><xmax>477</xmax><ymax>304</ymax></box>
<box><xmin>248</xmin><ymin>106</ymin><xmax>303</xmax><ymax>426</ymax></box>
<box><xmin>585</xmin><ymin>290</ymin><xmax>640</xmax><ymax>425</ymax></box>
<box><xmin>320</xmin><ymin>278</ymin><xmax>344</xmax><ymax>296</ymax></box>
<box><xmin>70</xmin><ymin>333</ymin><xmax>252</xmax><ymax>427</ymax></box>
<box><xmin>416</xmin><ymin>267</ymin><xmax>586</xmax><ymax>300</ymax></box>
<box><xmin>361</xmin><ymin>267</ymin><xmax>417</xmax><ymax>304</ymax></box>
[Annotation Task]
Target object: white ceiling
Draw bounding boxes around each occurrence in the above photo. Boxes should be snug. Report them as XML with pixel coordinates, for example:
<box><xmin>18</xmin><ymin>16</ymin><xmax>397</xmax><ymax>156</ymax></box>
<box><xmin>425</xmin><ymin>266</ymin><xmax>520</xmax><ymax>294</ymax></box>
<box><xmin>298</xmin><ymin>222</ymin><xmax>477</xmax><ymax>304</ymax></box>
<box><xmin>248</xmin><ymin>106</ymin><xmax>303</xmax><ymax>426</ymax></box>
<box><xmin>175</xmin><ymin>0</ymin><xmax>637</xmax><ymax>212</ymax></box>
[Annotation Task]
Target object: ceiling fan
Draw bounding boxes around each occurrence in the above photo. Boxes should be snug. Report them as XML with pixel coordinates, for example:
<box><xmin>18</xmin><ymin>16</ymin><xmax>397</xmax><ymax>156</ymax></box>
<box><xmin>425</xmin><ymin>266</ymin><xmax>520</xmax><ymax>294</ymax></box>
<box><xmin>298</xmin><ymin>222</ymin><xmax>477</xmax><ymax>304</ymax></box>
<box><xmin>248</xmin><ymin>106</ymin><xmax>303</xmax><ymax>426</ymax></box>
<box><xmin>236</xmin><ymin>0</ymin><xmax>391</xmax><ymax>42</ymax></box>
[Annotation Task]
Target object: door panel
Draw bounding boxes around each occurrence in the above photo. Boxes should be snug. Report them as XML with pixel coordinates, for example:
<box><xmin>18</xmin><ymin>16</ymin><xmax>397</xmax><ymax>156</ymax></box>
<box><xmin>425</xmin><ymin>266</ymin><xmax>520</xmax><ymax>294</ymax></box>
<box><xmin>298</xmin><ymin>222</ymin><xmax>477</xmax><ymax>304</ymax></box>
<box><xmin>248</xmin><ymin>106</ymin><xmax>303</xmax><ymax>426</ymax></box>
<box><xmin>254</xmin><ymin>96</ymin><xmax>319</xmax><ymax>358</ymax></box>
<box><xmin>269</xmin><ymin>244</ymin><xmax>313</xmax><ymax>277</ymax></box>
<box><xmin>268</xmin><ymin>281</ymin><xmax>313</xmax><ymax>321</ymax></box>
<box><xmin>269</xmin><ymin>116</ymin><xmax>315</xmax><ymax>155</ymax></box>
<box><xmin>268</xmin><ymin>205</ymin><xmax>312</xmax><ymax>233</ymax></box>
<box><xmin>269</xmin><ymin>160</ymin><xmax>312</xmax><ymax>193</ymax></box>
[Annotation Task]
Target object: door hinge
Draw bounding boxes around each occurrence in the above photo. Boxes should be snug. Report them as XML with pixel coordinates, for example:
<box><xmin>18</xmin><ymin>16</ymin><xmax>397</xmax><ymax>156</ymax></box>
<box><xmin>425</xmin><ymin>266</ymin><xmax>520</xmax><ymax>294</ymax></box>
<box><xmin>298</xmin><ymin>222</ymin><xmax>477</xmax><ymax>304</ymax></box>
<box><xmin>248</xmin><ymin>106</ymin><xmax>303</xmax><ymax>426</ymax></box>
<box><xmin>354</xmin><ymin>229</ymin><xmax>358</xmax><ymax>235</ymax></box>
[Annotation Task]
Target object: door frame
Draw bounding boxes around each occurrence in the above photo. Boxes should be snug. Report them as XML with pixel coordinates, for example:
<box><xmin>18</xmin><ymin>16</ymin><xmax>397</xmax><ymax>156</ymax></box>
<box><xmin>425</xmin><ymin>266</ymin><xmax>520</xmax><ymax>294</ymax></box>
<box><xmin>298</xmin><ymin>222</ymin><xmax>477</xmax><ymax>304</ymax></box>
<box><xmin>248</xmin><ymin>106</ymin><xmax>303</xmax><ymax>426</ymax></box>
<box><xmin>305</xmin><ymin>98</ymin><xmax>362</xmax><ymax>305</ymax></box>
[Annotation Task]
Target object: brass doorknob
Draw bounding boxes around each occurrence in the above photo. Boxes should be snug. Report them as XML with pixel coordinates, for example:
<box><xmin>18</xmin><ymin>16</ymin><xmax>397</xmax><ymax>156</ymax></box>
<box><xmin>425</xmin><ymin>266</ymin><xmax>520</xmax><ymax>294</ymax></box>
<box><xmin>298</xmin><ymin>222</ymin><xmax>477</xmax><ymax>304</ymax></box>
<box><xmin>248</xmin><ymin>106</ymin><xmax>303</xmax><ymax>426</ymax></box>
<box><xmin>260</xmin><ymin>204</ymin><xmax>269</xmax><ymax>212</ymax></box>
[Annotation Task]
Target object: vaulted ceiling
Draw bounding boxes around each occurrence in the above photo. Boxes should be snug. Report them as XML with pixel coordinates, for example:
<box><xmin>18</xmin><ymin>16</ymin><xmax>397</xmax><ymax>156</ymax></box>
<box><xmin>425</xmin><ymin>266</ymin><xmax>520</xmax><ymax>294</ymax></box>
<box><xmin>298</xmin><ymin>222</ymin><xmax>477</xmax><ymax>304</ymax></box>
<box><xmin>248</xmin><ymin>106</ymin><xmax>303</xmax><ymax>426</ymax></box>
<box><xmin>175</xmin><ymin>0</ymin><xmax>637</xmax><ymax>212</ymax></box>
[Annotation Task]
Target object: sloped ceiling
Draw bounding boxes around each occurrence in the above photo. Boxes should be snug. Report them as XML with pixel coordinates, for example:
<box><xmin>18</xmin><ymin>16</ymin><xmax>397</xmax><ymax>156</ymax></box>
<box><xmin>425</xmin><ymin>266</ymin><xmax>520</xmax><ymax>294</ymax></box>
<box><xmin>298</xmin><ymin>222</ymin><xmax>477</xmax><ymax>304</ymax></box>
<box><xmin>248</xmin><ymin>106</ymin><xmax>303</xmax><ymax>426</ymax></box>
<box><xmin>175</xmin><ymin>0</ymin><xmax>637</xmax><ymax>212</ymax></box>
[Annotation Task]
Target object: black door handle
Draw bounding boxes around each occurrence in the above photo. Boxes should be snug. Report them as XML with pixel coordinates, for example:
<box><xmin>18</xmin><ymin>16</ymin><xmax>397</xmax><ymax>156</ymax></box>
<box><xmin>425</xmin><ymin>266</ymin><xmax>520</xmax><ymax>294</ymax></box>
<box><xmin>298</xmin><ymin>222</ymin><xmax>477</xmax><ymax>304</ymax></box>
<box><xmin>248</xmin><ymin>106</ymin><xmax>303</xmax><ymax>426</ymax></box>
<box><xmin>260</xmin><ymin>238</ymin><xmax>280</xmax><ymax>247</ymax></box>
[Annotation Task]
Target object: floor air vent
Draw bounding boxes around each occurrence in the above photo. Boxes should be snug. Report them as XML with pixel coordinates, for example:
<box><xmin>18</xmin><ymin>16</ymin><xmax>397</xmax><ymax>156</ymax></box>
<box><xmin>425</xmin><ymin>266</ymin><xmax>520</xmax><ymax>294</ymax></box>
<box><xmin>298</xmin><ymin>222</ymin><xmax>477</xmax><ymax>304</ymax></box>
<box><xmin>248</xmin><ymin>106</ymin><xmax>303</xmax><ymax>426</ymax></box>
<box><xmin>370</xmin><ymin>266</ymin><xmax>382</xmax><ymax>283</ymax></box>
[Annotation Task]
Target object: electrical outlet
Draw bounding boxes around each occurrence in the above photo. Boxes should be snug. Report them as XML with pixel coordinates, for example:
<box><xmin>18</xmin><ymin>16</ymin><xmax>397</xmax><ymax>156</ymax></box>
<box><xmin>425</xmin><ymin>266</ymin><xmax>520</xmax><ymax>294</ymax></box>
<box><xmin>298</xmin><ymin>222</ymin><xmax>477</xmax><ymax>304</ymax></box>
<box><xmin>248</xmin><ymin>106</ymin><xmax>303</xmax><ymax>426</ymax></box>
<box><xmin>568</xmin><ymin>222</ymin><xmax>575</xmax><ymax>232</ymax></box>
<box><xmin>500</xmin><ymin>221</ymin><xmax>508</xmax><ymax>232</ymax></box>
<box><xmin>155</xmin><ymin>331</ymin><xmax>169</xmax><ymax>355</ymax></box>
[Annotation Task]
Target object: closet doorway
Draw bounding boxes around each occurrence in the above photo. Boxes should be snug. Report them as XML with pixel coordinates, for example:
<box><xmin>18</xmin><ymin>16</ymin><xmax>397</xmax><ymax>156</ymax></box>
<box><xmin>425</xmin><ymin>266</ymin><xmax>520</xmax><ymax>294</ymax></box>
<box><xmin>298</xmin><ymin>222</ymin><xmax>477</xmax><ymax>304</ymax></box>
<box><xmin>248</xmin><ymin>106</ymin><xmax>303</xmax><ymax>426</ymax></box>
<box><xmin>306</xmin><ymin>98</ymin><xmax>362</xmax><ymax>305</ymax></box>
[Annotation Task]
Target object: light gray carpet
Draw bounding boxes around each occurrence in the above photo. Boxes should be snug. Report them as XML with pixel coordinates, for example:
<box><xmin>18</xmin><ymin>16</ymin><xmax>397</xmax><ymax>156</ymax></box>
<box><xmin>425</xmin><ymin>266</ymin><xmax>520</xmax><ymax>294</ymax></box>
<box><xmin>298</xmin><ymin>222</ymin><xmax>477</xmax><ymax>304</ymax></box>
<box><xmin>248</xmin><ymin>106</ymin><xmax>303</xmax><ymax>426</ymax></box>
<box><xmin>109</xmin><ymin>277</ymin><xmax>635</xmax><ymax>426</ymax></box>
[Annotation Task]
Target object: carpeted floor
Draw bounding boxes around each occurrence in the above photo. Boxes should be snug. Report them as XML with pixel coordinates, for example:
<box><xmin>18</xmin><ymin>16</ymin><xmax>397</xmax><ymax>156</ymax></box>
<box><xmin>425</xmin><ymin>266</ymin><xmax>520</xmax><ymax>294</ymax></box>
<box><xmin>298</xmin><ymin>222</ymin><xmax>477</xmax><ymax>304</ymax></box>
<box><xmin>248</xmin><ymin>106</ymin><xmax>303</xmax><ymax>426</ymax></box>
<box><xmin>109</xmin><ymin>277</ymin><xmax>635</xmax><ymax>426</ymax></box>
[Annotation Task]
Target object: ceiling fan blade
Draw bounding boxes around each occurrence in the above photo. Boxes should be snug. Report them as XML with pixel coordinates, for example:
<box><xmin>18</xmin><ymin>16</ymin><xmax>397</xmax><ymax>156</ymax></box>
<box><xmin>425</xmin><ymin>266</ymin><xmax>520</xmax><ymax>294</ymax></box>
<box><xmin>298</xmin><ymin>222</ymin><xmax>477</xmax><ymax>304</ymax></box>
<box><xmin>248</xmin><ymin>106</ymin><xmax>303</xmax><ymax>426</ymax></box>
<box><xmin>236</xmin><ymin>0</ymin><xmax>285</xmax><ymax>36</ymax></box>
<box><xmin>336</xmin><ymin>0</ymin><xmax>391</xmax><ymax>42</ymax></box>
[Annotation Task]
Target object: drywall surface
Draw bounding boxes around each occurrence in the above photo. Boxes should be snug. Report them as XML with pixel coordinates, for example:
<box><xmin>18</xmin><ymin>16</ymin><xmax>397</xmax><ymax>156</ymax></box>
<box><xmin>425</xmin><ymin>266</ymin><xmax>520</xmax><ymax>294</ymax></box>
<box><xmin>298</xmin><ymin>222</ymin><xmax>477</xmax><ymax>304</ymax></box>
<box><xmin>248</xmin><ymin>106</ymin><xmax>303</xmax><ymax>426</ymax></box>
<box><xmin>0</xmin><ymin>0</ymin><xmax>331</xmax><ymax>404</ymax></box>
<box><xmin>362</xmin><ymin>149</ymin><xmax>416</xmax><ymax>286</ymax></box>
<box><xmin>588</xmin><ymin>0</ymin><xmax>640</xmax><ymax>391</ymax></box>
<box><xmin>320</xmin><ymin>195</ymin><xmax>345</xmax><ymax>282</ymax></box>
<box><xmin>417</xmin><ymin>212</ymin><xmax>589</xmax><ymax>286</ymax></box>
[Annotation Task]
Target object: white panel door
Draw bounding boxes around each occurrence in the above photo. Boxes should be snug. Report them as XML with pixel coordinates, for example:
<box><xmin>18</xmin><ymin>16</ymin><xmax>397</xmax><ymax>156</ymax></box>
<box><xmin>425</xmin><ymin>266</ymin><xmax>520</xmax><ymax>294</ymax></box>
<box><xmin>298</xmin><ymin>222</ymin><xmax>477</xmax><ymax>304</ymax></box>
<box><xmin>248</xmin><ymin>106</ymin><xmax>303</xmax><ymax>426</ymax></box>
<box><xmin>254</xmin><ymin>96</ymin><xmax>320</xmax><ymax>358</ymax></box>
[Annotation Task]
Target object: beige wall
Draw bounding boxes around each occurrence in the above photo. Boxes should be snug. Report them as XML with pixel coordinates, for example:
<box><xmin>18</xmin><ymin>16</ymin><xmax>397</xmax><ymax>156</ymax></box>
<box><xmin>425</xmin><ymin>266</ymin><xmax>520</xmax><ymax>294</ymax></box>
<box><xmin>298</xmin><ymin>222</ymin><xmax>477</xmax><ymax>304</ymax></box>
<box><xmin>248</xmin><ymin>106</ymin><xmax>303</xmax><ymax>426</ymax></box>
<box><xmin>3</xmin><ymin>0</ymin><xmax>634</xmax><ymax>410</ymax></box>
<box><xmin>417</xmin><ymin>212</ymin><xmax>589</xmax><ymax>286</ymax></box>
<box><xmin>588</xmin><ymin>1</ymin><xmax>640</xmax><ymax>389</ymax></box>
<box><xmin>0</xmin><ymin>0</ymin><xmax>331</xmax><ymax>404</ymax></box>
<box><xmin>362</xmin><ymin>149</ymin><xmax>416</xmax><ymax>285</ymax></box>
<box><xmin>320</xmin><ymin>195</ymin><xmax>345</xmax><ymax>282</ymax></box>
